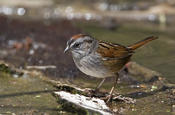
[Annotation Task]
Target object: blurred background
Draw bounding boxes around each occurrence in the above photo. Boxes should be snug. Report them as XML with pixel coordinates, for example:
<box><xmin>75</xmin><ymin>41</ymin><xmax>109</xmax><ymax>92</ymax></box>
<box><xmin>0</xmin><ymin>0</ymin><xmax>175</xmax><ymax>114</ymax></box>
<box><xmin>0</xmin><ymin>0</ymin><xmax>174</xmax><ymax>82</ymax></box>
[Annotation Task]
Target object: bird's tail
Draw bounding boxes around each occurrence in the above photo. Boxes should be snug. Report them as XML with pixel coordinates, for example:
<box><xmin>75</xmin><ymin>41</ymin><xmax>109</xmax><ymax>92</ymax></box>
<box><xmin>127</xmin><ymin>36</ymin><xmax>158</xmax><ymax>50</ymax></box>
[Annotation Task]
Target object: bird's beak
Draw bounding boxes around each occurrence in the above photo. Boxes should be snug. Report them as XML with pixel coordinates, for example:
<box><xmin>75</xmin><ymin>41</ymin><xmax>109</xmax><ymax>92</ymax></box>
<box><xmin>64</xmin><ymin>46</ymin><xmax>70</xmax><ymax>53</ymax></box>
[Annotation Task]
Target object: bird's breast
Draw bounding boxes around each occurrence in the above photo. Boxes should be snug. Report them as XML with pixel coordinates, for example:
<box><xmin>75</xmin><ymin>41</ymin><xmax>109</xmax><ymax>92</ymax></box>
<box><xmin>73</xmin><ymin>53</ymin><xmax>114</xmax><ymax>78</ymax></box>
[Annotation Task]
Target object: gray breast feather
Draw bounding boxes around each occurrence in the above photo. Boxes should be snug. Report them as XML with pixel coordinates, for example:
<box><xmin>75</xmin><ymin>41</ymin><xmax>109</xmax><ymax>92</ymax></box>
<box><xmin>73</xmin><ymin>54</ymin><xmax>114</xmax><ymax>78</ymax></box>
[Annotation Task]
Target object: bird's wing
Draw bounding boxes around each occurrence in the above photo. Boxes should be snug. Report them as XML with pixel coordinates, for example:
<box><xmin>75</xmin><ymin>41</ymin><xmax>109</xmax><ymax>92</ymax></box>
<box><xmin>97</xmin><ymin>41</ymin><xmax>133</xmax><ymax>60</ymax></box>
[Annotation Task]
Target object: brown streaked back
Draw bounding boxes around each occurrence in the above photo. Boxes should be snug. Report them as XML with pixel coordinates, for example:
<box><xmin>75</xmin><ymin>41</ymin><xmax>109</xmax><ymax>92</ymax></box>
<box><xmin>97</xmin><ymin>41</ymin><xmax>133</xmax><ymax>59</ymax></box>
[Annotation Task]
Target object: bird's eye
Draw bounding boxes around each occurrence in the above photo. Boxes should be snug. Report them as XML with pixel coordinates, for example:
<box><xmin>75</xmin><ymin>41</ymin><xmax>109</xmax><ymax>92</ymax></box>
<box><xmin>73</xmin><ymin>43</ymin><xmax>80</xmax><ymax>48</ymax></box>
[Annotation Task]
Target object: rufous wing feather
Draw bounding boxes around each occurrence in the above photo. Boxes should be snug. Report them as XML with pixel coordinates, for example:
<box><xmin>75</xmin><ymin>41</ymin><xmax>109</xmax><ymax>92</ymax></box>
<box><xmin>97</xmin><ymin>41</ymin><xmax>133</xmax><ymax>59</ymax></box>
<box><xmin>97</xmin><ymin>41</ymin><xmax>133</xmax><ymax>73</ymax></box>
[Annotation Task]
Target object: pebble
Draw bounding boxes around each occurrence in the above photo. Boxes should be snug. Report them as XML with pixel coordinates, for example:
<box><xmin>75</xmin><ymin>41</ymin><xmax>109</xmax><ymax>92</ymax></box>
<box><xmin>172</xmin><ymin>105</ymin><xmax>175</xmax><ymax>112</ymax></box>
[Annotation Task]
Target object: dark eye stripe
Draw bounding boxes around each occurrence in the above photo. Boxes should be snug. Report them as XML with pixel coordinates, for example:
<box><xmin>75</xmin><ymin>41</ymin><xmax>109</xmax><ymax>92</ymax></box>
<box><xmin>73</xmin><ymin>43</ymin><xmax>80</xmax><ymax>47</ymax></box>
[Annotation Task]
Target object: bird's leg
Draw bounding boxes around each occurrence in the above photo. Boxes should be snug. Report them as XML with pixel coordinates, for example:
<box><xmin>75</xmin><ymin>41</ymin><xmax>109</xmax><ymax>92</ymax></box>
<box><xmin>106</xmin><ymin>73</ymin><xmax>119</xmax><ymax>103</ymax></box>
<box><xmin>85</xmin><ymin>78</ymin><xmax>106</xmax><ymax>97</ymax></box>
<box><xmin>95</xmin><ymin>78</ymin><xmax>106</xmax><ymax>92</ymax></box>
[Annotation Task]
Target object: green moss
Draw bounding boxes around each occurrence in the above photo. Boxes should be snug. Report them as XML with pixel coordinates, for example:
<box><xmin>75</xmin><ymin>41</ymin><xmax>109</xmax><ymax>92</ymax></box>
<box><xmin>0</xmin><ymin>64</ymin><xmax>14</xmax><ymax>74</ymax></box>
<box><xmin>56</xmin><ymin>85</ymin><xmax>82</xmax><ymax>94</ymax></box>
<box><xmin>0</xmin><ymin>64</ymin><xmax>23</xmax><ymax>77</ymax></box>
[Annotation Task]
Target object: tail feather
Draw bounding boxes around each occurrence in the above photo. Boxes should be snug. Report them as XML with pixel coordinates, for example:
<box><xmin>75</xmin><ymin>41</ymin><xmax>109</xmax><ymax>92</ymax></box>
<box><xmin>128</xmin><ymin>36</ymin><xmax>158</xmax><ymax>50</ymax></box>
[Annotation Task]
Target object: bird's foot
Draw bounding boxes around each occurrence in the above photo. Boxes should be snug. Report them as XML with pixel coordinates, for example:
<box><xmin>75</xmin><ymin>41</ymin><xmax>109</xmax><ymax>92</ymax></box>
<box><xmin>103</xmin><ymin>94</ymin><xmax>113</xmax><ymax>103</ymax></box>
<box><xmin>84</xmin><ymin>88</ymin><xmax>106</xmax><ymax>98</ymax></box>
<box><xmin>84</xmin><ymin>88</ymin><xmax>98</xmax><ymax>97</ymax></box>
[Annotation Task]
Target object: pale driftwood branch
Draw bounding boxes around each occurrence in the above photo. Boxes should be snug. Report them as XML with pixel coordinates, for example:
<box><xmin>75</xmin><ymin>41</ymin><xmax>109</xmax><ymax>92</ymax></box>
<box><xmin>53</xmin><ymin>83</ymin><xmax>136</xmax><ymax>115</ymax></box>
<box><xmin>54</xmin><ymin>91</ymin><xmax>112</xmax><ymax>115</ymax></box>
<box><xmin>26</xmin><ymin>65</ymin><xmax>56</xmax><ymax>70</ymax></box>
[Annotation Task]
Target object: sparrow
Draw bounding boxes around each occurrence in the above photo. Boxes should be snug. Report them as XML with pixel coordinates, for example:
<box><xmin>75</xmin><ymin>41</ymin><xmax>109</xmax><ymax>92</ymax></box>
<box><xmin>64</xmin><ymin>34</ymin><xmax>158</xmax><ymax>103</ymax></box>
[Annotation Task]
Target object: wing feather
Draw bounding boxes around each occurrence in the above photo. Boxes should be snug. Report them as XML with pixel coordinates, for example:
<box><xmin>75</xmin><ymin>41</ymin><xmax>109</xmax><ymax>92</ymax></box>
<box><xmin>97</xmin><ymin>41</ymin><xmax>133</xmax><ymax>59</ymax></box>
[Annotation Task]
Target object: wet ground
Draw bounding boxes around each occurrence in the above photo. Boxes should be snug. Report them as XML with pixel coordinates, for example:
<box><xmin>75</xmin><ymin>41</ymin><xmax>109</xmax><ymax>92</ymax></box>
<box><xmin>0</xmin><ymin>73</ymin><xmax>58</xmax><ymax>114</ymax></box>
<box><xmin>0</xmin><ymin>15</ymin><xmax>175</xmax><ymax>114</ymax></box>
<box><xmin>0</xmin><ymin>60</ymin><xmax>175</xmax><ymax>115</ymax></box>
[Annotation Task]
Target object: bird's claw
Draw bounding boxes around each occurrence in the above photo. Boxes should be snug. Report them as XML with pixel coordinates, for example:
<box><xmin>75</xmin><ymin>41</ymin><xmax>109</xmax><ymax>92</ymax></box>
<box><xmin>102</xmin><ymin>94</ymin><xmax>113</xmax><ymax>104</ymax></box>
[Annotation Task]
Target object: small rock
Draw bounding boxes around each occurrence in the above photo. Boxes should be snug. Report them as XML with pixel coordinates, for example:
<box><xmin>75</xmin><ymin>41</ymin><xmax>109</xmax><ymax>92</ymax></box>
<box><xmin>13</xmin><ymin>74</ymin><xmax>19</xmax><ymax>78</ymax></box>
<box><xmin>172</xmin><ymin>105</ymin><xmax>175</xmax><ymax>112</ymax></box>
<box><xmin>151</xmin><ymin>85</ymin><xmax>158</xmax><ymax>91</ymax></box>
<box><xmin>29</xmin><ymin>49</ymin><xmax>35</xmax><ymax>55</ymax></box>
<box><xmin>35</xmin><ymin>95</ymin><xmax>41</xmax><ymax>98</ymax></box>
